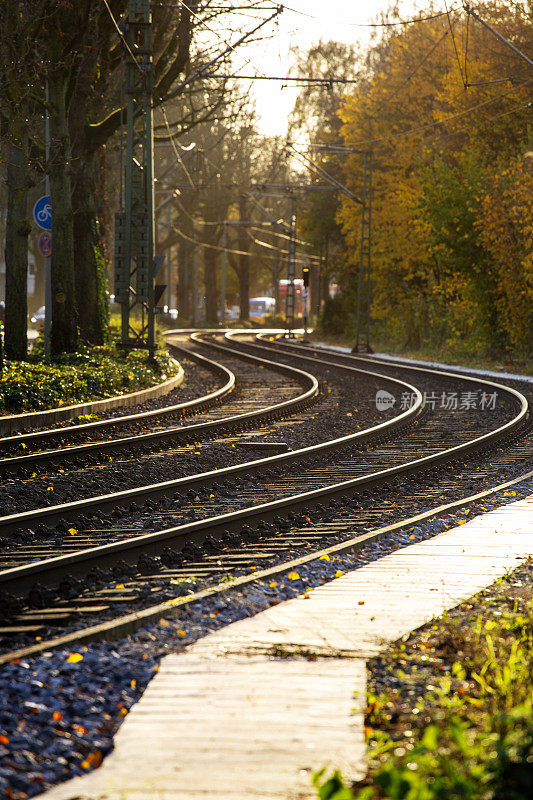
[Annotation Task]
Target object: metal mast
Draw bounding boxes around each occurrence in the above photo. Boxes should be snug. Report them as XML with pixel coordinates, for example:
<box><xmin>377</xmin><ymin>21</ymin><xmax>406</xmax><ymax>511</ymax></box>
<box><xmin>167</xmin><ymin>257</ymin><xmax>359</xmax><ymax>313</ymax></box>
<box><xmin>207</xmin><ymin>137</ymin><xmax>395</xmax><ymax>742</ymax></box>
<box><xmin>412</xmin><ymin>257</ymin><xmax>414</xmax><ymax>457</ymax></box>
<box><xmin>354</xmin><ymin>150</ymin><xmax>373</xmax><ymax>353</ymax></box>
<box><xmin>114</xmin><ymin>0</ymin><xmax>156</xmax><ymax>355</ymax></box>
<box><xmin>285</xmin><ymin>194</ymin><xmax>297</xmax><ymax>337</ymax></box>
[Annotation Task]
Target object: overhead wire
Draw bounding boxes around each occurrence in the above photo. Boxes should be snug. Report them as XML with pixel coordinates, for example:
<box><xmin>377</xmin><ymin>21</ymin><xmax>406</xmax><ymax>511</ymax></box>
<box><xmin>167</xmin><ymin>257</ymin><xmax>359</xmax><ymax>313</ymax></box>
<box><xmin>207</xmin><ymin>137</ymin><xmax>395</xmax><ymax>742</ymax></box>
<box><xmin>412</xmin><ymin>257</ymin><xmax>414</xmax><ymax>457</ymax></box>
<box><xmin>444</xmin><ymin>0</ymin><xmax>466</xmax><ymax>87</ymax></box>
<box><xmin>167</xmin><ymin>224</ymin><xmax>317</xmax><ymax>262</ymax></box>
<box><xmin>160</xmin><ymin>104</ymin><xmax>197</xmax><ymax>188</ymax></box>
<box><xmin>340</xmin><ymin>77</ymin><xmax>532</xmax><ymax>149</ymax></box>
<box><xmin>101</xmin><ymin>0</ymin><xmax>143</xmax><ymax>73</ymax></box>
<box><xmin>282</xmin><ymin>4</ymin><xmax>462</xmax><ymax>27</ymax></box>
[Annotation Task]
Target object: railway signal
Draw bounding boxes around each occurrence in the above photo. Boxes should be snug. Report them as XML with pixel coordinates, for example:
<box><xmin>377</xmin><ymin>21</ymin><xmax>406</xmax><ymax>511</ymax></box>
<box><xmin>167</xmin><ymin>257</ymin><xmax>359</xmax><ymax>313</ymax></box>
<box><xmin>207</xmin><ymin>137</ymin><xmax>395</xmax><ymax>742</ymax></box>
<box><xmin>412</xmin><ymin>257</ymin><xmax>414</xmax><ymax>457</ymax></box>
<box><xmin>302</xmin><ymin>265</ymin><xmax>310</xmax><ymax>341</ymax></box>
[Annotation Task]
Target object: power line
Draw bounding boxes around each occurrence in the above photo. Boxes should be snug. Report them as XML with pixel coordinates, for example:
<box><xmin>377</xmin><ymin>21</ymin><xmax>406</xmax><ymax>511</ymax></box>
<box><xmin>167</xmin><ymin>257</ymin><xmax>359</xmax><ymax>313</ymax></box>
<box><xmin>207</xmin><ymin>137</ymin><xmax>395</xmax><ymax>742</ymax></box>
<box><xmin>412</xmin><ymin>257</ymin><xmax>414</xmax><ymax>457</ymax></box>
<box><xmin>165</xmin><ymin>8</ymin><xmax>281</xmax><ymax>100</ymax></box>
<box><xmin>101</xmin><ymin>0</ymin><xmax>143</xmax><ymax>74</ymax></box>
<box><xmin>339</xmin><ymin>78</ymin><xmax>532</xmax><ymax>149</ymax></box>
<box><xmin>444</xmin><ymin>1</ymin><xmax>466</xmax><ymax>88</ymax></box>
<box><xmin>283</xmin><ymin>4</ymin><xmax>462</xmax><ymax>27</ymax></box>
<box><xmin>205</xmin><ymin>73</ymin><xmax>358</xmax><ymax>84</ymax></box>
<box><xmin>160</xmin><ymin>104</ymin><xmax>197</xmax><ymax>189</ymax></box>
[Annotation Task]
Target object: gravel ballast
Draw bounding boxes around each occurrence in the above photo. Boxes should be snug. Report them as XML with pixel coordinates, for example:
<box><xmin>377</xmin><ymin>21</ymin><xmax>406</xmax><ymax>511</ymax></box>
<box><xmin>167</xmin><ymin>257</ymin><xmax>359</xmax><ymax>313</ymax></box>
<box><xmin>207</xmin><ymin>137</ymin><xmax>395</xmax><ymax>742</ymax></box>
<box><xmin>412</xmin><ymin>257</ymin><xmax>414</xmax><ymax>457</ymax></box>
<box><xmin>0</xmin><ymin>476</ymin><xmax>532</xmax><ymax>799</ymax></box>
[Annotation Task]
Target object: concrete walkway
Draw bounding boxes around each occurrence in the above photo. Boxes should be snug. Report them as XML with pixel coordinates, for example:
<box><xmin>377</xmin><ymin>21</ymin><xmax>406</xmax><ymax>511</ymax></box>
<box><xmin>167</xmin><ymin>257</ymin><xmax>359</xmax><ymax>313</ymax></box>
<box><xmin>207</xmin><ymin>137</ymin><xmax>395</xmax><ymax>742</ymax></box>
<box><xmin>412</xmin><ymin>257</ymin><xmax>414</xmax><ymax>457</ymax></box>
<box><xmin>42</xmin><ymin>494</ymin><xmax>533</xmax><ymax>800</ymax></box>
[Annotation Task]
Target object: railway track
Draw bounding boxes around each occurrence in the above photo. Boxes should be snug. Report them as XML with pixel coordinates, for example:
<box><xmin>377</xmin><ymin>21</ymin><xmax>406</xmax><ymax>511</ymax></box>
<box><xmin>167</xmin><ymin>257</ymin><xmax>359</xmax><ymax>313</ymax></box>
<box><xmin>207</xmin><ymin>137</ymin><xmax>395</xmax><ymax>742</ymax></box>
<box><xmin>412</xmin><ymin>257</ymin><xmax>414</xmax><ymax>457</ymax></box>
<box><xmin>0</xmin><ymin>340</ymin><xmax>318</xmax><ymax>473</ymax></box>
<box><xmin>0</xmin><ymin>331</ymin><xmax>530</xmax><ymax>661</ymax></box>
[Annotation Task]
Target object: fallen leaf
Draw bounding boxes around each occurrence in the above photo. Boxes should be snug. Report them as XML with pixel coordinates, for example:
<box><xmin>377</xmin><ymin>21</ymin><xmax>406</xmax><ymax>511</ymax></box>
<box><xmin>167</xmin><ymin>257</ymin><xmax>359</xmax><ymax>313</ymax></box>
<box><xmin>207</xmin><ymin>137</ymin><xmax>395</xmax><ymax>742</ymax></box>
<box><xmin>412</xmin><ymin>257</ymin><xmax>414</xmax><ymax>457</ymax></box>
<box><xmin>67</xmin><ymin>653</ymin><xmax>83</xmax><ymax>664</ymax></box>
<box><xmin>81</xmin><ymin>751</ymin><xmax>102</xmax><ymax>770</ymax></box>
<box><xmin>287</xmin><ymin>571</ymin><xmax>300</xmax><ymax>580</ymax></box>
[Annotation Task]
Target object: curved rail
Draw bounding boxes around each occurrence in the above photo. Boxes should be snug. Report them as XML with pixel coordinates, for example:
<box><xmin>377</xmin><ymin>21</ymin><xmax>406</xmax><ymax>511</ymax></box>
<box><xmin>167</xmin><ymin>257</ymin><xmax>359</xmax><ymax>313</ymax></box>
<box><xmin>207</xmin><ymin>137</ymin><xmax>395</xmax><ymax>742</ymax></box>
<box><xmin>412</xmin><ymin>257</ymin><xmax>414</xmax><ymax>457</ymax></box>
<box><xmin>0</xmin><ymin>337</ymin><xmax>423</xmax><ymax>592</ymax></box>
<box><xmin>0</xmin><ymin>330</ymin><xmax>526</xmax><ymax>599</ymax></box>
<box><xmin>0</xmin><ymin>345</ymin><xmax>234</xmax><ymax>454</ymax></box>
<box><xmin>239</xmin><ymin>330</ymin><xmax>530</xmax><ymax>455</ymax></box>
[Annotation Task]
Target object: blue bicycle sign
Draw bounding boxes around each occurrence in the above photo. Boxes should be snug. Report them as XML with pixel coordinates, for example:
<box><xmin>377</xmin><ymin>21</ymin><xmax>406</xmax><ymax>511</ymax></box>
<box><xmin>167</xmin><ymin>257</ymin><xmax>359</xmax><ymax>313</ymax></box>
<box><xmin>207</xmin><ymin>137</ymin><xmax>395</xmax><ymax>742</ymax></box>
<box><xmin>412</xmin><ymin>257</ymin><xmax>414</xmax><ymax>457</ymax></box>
<box><xmin>33</xmin><ymin>195</ymin><xmax>52</xmax><ymax>231</ymax></box>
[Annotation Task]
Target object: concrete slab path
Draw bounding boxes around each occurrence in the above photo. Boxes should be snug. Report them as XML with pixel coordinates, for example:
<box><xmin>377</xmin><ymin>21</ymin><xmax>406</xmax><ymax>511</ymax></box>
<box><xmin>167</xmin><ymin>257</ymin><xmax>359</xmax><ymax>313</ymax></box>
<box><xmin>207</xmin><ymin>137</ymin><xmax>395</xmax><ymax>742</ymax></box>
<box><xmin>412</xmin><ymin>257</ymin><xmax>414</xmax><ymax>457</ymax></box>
<box><xmin>41</xmin><ymin>494</ymin><xmax>533</xmax><ymax>800</ymax></box>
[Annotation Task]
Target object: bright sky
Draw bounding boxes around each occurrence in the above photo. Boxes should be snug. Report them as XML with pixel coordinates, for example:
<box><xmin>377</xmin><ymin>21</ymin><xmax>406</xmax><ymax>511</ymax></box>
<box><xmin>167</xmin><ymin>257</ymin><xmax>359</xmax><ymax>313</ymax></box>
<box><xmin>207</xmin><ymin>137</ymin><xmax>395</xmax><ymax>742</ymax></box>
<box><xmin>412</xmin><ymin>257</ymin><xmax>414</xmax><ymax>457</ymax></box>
<box><xmin>234</xmin><ymin>0</ymin><xmax>426</xmax><ymax>136</ymax></box>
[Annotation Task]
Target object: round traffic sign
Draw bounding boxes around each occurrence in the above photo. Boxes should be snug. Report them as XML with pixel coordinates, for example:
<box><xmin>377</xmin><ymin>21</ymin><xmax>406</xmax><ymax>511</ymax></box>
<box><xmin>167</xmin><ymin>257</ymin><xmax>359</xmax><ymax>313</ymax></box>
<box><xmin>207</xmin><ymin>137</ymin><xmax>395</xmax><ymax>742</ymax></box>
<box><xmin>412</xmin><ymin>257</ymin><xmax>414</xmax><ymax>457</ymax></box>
<box><xmin>33</xmin><ymin>195</ymin><xmax>52</xmax><ymax>231</ymax></box>
<box><xmin>38</xmin><ymin>232</ymin><xmax>52</xmax><ymax>257</ymax></box>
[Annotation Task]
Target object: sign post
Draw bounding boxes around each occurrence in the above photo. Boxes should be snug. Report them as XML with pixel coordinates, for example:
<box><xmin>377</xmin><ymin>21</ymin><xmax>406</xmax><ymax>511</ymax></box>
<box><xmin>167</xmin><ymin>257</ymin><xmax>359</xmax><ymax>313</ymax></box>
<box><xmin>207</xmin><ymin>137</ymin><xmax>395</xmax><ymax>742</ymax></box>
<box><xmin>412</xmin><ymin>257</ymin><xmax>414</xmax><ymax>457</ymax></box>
<box><xmin>33</xmin><ymin>186</ymin><xmax>52</xmax><ymax>354</ymax></box>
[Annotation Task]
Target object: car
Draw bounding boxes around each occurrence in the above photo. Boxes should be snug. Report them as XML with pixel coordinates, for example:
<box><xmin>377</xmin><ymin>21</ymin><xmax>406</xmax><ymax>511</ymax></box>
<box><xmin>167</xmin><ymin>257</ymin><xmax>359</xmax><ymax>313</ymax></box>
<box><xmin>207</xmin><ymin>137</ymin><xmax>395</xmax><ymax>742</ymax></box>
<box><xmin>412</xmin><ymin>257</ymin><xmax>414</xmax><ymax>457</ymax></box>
<box><xmin>30</xmin><ymin>306</ymin><xmax>46</xmax><ymax>331</ymax></box>
<box><xmin>226</xmin><ymin>305</ymin><xmax>240</xmax><ymax>320</ymax></box>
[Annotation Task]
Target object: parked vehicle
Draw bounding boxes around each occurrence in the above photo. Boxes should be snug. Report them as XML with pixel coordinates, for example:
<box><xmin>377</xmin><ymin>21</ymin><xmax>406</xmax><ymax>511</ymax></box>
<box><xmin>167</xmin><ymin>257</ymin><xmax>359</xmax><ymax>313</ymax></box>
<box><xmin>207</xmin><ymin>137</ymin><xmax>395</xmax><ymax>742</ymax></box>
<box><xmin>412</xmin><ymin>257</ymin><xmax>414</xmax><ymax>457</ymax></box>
<box><xmin>249</xmin><ymin>297</ymin><xmax>275</xmax><ymax>318</ymax></box>
<box><xmin>30</xmin><ymin>306</ymin><xmax>46</xmax><ymax>331</ymax></box>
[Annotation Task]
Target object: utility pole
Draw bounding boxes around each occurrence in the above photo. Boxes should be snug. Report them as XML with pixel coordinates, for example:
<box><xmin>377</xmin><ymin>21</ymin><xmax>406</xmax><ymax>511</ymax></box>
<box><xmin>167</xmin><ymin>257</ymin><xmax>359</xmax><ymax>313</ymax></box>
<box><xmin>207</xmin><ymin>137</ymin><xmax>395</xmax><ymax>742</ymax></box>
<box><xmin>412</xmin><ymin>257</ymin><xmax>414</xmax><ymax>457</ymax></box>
<box><xmin>220</xmin><ymin>223</ymin><xmax>227</xmax><ymax>324</ymax></box>
<box><xmin>354</xmin><ymin>150</ymin><xmax>373</xmax><ymax>354</ymax></box>
<box><xmin>191</xmin><ymin>243</ymin><xmax>199</xmax><ymax>326</ymax></box>
<box><xmin>44</xmin><ymin>82</ymin><xmax>52</xmax><ymax>357</ymax></box>
<box><xmin>114</xmin><ymin>0</ymin><xmax>156</xmax><ymax>356</ymax></box>
<box><xmin>285</xmin><ymin>195</ymin><xmax>297</xmax><ymax>337</ymax></box>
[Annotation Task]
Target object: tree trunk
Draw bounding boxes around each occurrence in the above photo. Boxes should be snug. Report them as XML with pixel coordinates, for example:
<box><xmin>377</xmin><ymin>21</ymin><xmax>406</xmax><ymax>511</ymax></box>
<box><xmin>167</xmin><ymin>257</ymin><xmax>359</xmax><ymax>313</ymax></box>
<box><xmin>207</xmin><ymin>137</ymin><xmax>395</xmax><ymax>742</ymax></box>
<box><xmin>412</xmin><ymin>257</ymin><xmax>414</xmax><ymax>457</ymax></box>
<box><xmin>177</xmin><ymin>238</ymin><xmax>192</xmax><ymax>321</ymax></box>
<box><xmin>238</xmin><ymin>263</ymin><xmax>249</xmax><ymax>321</ymax></box>
<box><xmin>4</xmin><ymin>138</ymin><xmax>29</xmax><ymax>361</ymax></box>
<box><xmin>204</xmin><ymin>246</ymin><xmax>218</xmax><ymax>324</ymax></box>
<box><xmin>48</xmin><ymin>69</ymin><xmax>78</xmax><ymax>355</ymax></box>
<box><xmin>71</xmin><ymin>149</ymin><xmax>106</xmax><ymax>343</ymax></box>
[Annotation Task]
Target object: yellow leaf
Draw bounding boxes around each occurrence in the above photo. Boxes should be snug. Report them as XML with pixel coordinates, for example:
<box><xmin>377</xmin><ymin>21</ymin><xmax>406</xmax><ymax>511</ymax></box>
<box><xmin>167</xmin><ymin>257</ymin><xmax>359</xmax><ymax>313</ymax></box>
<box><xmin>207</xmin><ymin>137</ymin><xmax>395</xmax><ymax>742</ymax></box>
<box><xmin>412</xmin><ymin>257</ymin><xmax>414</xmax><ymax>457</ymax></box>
<box><xmin>335</xmin><ymin>570</ymin><xmax>343</xmax><ymax>578</ymax></box>
<box><xmin>115</xmin><ymin>583</ymin><xmax>125</xmax><ymax>589</ymax></box>
<box><xmin>287</xmin><ymin>571</ymin><xmax>300</xmax><ymax>580</ymax></box>
<box><xmin>67</xmin><ymin>653</ymin><xmax>83</xmax><ymax>664</ymax></box>
<box><xmin>130</xmin><ymin>679</ymin><xmax>136</xmax><ymax>689</ymax></box>
<box><xmin>68</xmin><ymin>528</ymin><xmax>77</xmax><ymax>536</ymax></box>
<box><xmin>177</xmin><ymin>630</ymin><xmax>186</xmax><ymax>637</ymax></box>
<box><xmin>319</xmin><ymin>554</ymin><xmax>330</xmax><ymax>561</ymax></box>
<box><xmin>20</xmin><ymin>442</ymin><xmax>26</xmax><ymax>449</ymax></box>
<box><xmin>269</xmin><ymin>581</ymin><xmax>277</xmax><ymax>588</ymax></box>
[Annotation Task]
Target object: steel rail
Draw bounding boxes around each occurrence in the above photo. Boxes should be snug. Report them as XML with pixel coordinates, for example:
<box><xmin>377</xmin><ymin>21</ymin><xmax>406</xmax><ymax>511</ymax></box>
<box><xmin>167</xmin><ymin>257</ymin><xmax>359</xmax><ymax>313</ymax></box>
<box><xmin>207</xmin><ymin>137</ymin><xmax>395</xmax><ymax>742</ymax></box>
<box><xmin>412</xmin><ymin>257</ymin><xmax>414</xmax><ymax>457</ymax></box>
<box><xmin>3</xmin><ymin>330</ymin><xmax>525</xmax><ymax>599</ymax></box>
<box><xmin>3</xmin><ymin>466</ymin><xmax>532</xmax><ymax>665</ymax></box>
<box><xmin>0</xmin><ymin>337</ymin><xmax>418</xmax><ymax>538</ymax></box>
<box><xmin>0</xmin><ymin>340</ymin><xmax>317</xmax><ymax>474</ymax></box>
<box><xmin>0</xmin><ymin>339</ymin><xmax>424</xmax><ymax>593</ymax></box>
<box><xmin>253</xmin><ymin>331</ymin><xmax>530</xmax><ymax>418</ymax></box>
<box><xmin>0</xmin><ymin>345</ymin><xmax>234</xmax><ymax>455</ymax></box>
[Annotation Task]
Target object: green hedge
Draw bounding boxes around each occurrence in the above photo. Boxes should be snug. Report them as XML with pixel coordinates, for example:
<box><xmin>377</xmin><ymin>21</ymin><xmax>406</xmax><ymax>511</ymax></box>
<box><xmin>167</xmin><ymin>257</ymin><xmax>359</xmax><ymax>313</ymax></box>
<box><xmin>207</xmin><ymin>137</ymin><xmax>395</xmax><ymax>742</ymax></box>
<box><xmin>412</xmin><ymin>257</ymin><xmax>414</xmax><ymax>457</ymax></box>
<box><xmin>0</xmin><ymin>340</ymin><xmax>177</xmax><ymax>414</ymax></box>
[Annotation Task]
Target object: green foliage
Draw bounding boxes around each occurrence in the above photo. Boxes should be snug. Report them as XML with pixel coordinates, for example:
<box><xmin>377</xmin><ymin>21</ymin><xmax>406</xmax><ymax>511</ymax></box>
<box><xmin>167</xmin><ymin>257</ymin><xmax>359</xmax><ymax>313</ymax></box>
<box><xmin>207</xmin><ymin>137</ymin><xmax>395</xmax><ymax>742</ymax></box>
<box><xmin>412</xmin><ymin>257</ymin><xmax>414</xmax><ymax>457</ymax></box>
<box><xmin>95</xmin><ymin>242</ymin><xmax>110</xmax><ymax>344</ymax></box>
<box><xmin>0</xmin><ymin>340</ymin><xmax>176</xmax><ymax>414</ymax></box>
<box><xmin>324</xmin><ymin>3</ymin><xmax>533</xmax><ymax>361</ymax></box>
<box><xmin>318</xmin><ymin>294</ymin><xmax>357</xmax><ymax>339</ymax></box>
<box><xmin>313</xmin><ymin>598</ymin><xmax>533</xmax><ymax>800</ymax></box>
